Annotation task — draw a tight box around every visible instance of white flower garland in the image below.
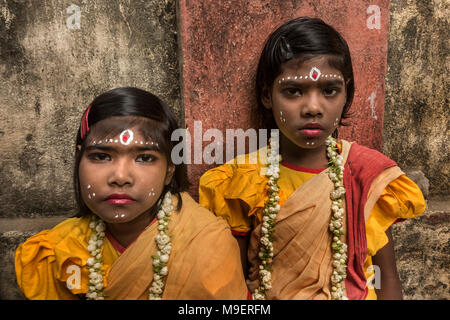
[252,131,281,300]
[149,191,174,300]
[85,191,174,300]
[325,136,348,300]
[252,134,348,300]
[86,216,106,300]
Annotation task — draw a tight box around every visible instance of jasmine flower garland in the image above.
[86,216,106,300]
[252,131,281,300]
[325,136,348,300]
[149,191,174,300]
[253,134,348,300]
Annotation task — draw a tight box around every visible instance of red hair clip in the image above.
[80,105,92,140]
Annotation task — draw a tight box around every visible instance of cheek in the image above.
[278,109,287,124]
[273,104,295,131]
[141,167,168,200]
[78,160,101,203]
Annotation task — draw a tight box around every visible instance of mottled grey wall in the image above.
[0,0,181,218]
[384,0,449,198]
[386,0,449,300]
[0,0,180,299]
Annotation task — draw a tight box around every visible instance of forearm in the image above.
[372,227,403,300]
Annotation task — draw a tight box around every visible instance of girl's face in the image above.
[262,55,347,150]
[78,123,174,224]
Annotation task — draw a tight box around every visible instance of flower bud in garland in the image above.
[86,216,106,300]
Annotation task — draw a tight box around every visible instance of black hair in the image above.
[256,17,355,135]
[74,87,189,217]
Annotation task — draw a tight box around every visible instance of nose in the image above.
[301,92,323,118]
[108,158,134,187]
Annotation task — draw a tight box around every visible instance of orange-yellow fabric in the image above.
[199,141,426,299]
[15,192,248,300]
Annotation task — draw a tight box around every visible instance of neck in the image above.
[105,209,154,248]
[280,134,329,169]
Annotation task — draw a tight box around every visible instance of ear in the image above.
[76,145,81,151]
[164,164,175,186]
[261,86,272,110]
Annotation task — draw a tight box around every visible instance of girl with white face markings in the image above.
[199,17,426,301]
[15,87,248,300]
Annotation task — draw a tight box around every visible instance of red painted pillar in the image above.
[178,1,391,198]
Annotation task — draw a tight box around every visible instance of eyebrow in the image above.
[85,144,161,152]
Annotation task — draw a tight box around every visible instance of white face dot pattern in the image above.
[279,111,286,123]
[278,67,343,84]
[87,185,96,199]
[90,129,159,148]
[334,118,340,126]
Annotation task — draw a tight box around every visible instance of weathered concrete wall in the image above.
[384,0,449,198]
[384,0,450,299]
[0,0,180,299]
[0,0,181,219]
[392,200,449,299]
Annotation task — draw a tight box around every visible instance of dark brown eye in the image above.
[284,88,302,96]
[88,153,111,161]
[136,154,156,163]
[323,88,340,96]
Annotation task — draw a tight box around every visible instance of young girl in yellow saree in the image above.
[15,87,248,300]
[199,17,425,300]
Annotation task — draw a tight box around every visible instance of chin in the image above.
[93,212,132,223]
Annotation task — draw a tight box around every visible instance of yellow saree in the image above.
[15,192,248,300]
[199,140,426,299]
